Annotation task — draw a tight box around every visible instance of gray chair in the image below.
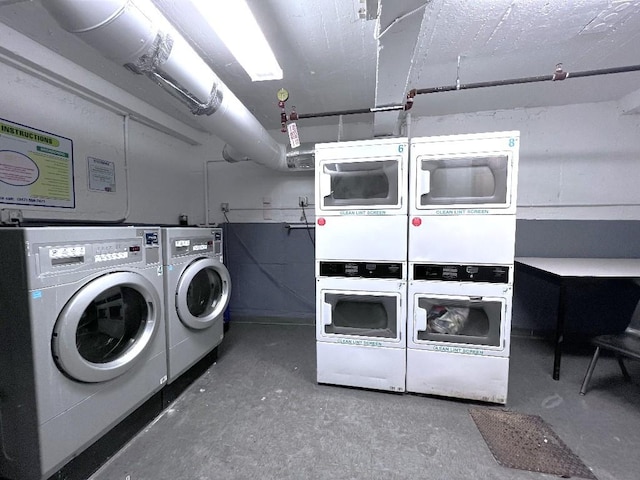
[580,305,640,395]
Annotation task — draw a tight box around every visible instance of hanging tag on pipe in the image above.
[287,122,300,149]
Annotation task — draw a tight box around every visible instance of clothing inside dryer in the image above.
[416,297,502,346]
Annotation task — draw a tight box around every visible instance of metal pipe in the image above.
[416,74,555,94]
[203,160,210,226]
[284,223,315,230]
[565,64,640,79]
[405,111,412,141]
[298,104,404,120]
[415,64,640,95]
[121,113,131,222]
[295,64,640,121]
[298,107,376,119]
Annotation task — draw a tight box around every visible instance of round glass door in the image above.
[52,271,160,383]
[176,258,231,329]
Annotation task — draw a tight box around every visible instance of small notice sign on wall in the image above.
[88,157,116,193]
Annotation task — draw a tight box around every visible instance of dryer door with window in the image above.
[412,293,508,355]
[52,271,161,383]
[317,282,406,348]
[318,158,401,210]
[315,138,409,215]
[410,131,519,215]
[175,258,231,330]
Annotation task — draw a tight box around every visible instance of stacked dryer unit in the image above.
[314,138,409,392]
[161,227,231,383]
[0,226,167,480]
[406,131,520,403]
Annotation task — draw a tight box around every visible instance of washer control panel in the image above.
[39,238,144,273]
[94,240,142,263]
[171,236,213,257]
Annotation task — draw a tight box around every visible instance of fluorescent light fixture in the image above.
[191,0,283,81]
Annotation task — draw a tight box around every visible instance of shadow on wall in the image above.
[513,219,640,336]
[222,223,316,323]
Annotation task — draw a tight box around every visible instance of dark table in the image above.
[515,257,640,380]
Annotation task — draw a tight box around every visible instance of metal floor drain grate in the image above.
[469,408,597,479]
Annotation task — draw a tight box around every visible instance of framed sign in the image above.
[0,118,74,208]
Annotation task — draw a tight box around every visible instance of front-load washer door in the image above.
[52,271,161,383]
[175,258,231,330]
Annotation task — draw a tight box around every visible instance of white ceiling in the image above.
[1,0,640,137]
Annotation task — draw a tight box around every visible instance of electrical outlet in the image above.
[298,196,308,207]
[0,208,23,225]
[220,203,229,212]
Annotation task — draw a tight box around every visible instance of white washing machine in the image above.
[0,226,166,480]
[409,131,519,264]
[315,137,408,262]
[316,261,407,392]
[161,227,231,383]
[406,263,513,404]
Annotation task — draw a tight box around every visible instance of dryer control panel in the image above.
[319,261,403,279]
[413,264,510,283]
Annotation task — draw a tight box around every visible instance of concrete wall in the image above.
[411,102,640,220]
[209,101,640,223]
[207,122,375,225]
[0,54,210,225]
[213,101,640,332]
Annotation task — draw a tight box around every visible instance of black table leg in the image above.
[553,281,566,380]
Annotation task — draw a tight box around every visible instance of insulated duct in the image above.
[223,142,315,170]
[42,0,309,172]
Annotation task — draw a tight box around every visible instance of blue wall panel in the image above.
[225,220,640,335]
[515,220,640,258]
[513,220,640,335]
[224,223,315,322]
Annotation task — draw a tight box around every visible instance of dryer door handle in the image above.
[322,301,333,326]
[415,305,428,333]
[418,168,431,196]
[320,168,331,205]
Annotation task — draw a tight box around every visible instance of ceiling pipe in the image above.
[292,64,640,121]
[42,0,306,172]
[223,142,315,170]
[297,104,404,120]
[413,64,640,96]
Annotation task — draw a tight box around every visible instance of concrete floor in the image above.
[90,322,640,480]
